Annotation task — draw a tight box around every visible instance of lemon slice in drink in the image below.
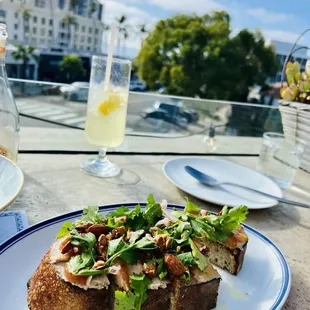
[98,92,122,116]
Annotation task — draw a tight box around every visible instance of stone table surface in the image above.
[9,153,310,310]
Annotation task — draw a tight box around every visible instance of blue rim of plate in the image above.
[0,203,291,310]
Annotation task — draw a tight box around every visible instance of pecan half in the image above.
[112,226,126,239]
[97,234,108,258]
[59,236,72,254]
[87,224,109,238]
[154,234,171,252]
[164,254,186,277]
[143,263,157,278]
[76,223,92,233]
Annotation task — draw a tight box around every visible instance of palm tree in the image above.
[11,45,39,93]
[89,1,97,52]
[62,14,77,49]
[138,24,148,47]
[115,15,129,56]
[18,6,31,42]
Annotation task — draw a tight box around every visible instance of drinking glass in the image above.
[257,132,306,187]
[81,56,131,177]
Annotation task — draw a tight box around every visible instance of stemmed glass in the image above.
[80,56,132,177]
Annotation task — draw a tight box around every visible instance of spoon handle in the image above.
[222,182,310,209]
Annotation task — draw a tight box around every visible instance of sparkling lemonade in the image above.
[85,87,128,147]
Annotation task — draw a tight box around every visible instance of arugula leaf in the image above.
[143,203,163,227]
[82,206,103,224]
[115,290,136,310]
[107,237,126,257]
[184,198,200,216]
[56,221,74,238]
[71,232,97,251]
[177,252,196,265]
[77,268,108,276]
[135,237,156,250]
[67,252,93,274]
[189,238,208,271]
[156,258,167,280]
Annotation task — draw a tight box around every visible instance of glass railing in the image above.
[10,78,283,141]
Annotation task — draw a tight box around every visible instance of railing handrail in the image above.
[8,78,279,109]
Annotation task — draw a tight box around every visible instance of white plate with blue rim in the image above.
[0,155,24,212]
[163,157,283,209]
[0,203,291,310]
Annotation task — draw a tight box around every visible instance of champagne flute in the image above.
[80,55,131,177]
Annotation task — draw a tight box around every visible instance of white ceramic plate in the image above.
[0,155,24,211]
[163,157,283,209]
[0,203,291,310]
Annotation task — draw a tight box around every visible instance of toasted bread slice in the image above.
[28,241,110,310]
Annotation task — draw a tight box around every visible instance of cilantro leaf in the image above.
[146,194,156,207]
[56,221,74,238]
[115,290,136,310]
[177,252,196,266]
[107,237,126,257]
[71,232,97,251]
[184,198,200,216]
[189,238,208,271]
[67,252,93,274]
[130,274,152,309]
[143,201,163,227]
[82,206,103,224]
[77,268,108,276]
[135,237,156,250]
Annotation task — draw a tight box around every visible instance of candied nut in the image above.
[59,236,72,254]
[76,223,92,233]
[176,246,181,253]
[92,260,105,270]
[87,224,109,238]
[106,233,113,241]
[143,263,157,278]
[154,234,171,252]
[164,254,186,277]
[97,234,108,258]
[112,226,126,239]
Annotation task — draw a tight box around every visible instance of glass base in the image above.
[80,157,121,178]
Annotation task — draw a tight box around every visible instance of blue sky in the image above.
[99,0,310,58]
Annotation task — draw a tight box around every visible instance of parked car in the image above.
[129,81,147,92]
[141,101,199,128]
[60,82,89,101]
[42,85,60,95]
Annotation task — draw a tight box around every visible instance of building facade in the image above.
[0,0,104,80]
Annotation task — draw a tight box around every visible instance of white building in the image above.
[0,0,104,80]
[270,40,309,83]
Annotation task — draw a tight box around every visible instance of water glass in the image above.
[257,132,306,188]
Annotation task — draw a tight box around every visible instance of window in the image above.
[14,23,18,30]
[89,27,92,33]
[75,24,79,31]
[60,32,65,39]
[15,12,18,18]
[49,19,53,26]
[61,22,65,29]
[88,37,91,43]
[81,36,85,43]
[25,26,29,32]
[87,46,91,51]
[49,30,52,37]
[33,16,37,23]
[95,38,97,44]
[95,28,99,34]
[35,0,46,8]
[40,38,45,43]
[33,27,37,34]
[59,0,65,9]
[14,34,18,40]
[82,26,85,32]
[0,10,5,18]
[40,28,45,36]
[41,18,45,25]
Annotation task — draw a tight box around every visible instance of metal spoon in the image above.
[185,165,310,209]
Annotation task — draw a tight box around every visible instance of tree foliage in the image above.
[58,55,86,83]
[135,11,278,101]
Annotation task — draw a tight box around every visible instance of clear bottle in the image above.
[0,23,20,162]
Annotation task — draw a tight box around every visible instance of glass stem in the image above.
[98,147,107,161]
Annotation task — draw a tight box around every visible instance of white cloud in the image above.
[148,0,225,13]
[261,29,301,44]
[247,8,292,24]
